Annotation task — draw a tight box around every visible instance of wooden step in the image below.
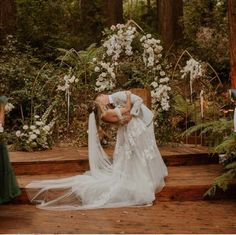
[10,145,219,175]
[1,201,236,234]
[13,164,236,204]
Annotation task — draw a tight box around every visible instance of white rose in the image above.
[29,134,37,140]
[43,125,50,132]
[23,125,29,130]
[36,121,43,126]
[110,25,116,31]
[30,125,36,130]
[34,129,40,135]
[151,81,158,88]
[101,72,107,77]
[160,71,166,76]
[16,130,21,137]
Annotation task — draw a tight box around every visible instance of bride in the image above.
[26,91,168,210]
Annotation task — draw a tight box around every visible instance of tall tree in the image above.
[103,0,123,27]
[156,0,183,48]
[228,0,236,88]
[0,0,16,41]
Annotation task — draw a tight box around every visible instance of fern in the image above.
[204,162,236,197]
[184,117,236,197]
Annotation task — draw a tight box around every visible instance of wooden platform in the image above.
[1,144,235,234]
[14,164,236,204]
[10,145,219,175]
[1,201,236,234]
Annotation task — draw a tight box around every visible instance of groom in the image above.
[95,90,154,126]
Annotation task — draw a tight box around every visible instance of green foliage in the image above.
[204,160,236,197]
[16,0,106,59]
[183,0,229,81]
[184,116,236,197]
[123,0,157,34]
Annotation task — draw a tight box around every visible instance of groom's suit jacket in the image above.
[111,91,154,126]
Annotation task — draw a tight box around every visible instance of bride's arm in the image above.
[101,91,132,123]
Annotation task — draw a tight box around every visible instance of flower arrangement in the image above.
[15,102,56,151]
[181,58,203,99]
[15,115,55,151]
[92,23,171,113]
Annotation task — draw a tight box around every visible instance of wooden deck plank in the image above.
[10,145,219,175]
[9,144,212,163]
[14,164,236,203]
[0,201,235,234]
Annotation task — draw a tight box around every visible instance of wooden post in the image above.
[130,88,152,109]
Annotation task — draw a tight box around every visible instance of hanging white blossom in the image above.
[93,23,171,112]
[181,58,202,100]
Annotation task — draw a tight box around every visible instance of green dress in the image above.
[0,96,21,203]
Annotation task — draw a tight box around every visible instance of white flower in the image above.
[34,129,40,135]
[23,125,29,130]
[16,130,21,137]
[34,115,40,119]
[92,57,97,63]
[151,82,158,88]
[101,72,107,77]
[110,25,116,31]
[111,72,116,79]
[30,125,36,130]
[29,134,37,140]
[68,75,75,83]
[94,66,100,72]
[146,34,152,39]
[160,71,166,76]
[43,125,50,132]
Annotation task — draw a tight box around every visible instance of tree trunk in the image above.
[228,0,236,88]
[103,0,123,27]
[0,0,16,41]
[156,0,183,48]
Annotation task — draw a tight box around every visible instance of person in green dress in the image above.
[0,96,21,204]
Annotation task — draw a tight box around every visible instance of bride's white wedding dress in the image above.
[26,112,168,210]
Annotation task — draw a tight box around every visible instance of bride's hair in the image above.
[88,101,106,140]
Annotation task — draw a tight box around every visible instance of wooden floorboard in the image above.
[16,164,222,188]
[10,144,212,163]
[14,164,236,203]
[10,145,219,175]
[0,201,235,234]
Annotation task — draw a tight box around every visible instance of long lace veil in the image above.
[88,112,112,176]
